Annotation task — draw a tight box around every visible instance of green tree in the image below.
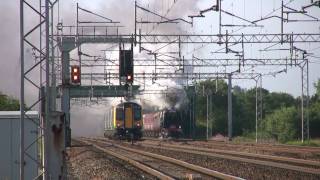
[292,79,320,139]
[194,80,228,136]
[309,101,320,137]
[233,88,257,135]
[191,79,302,140]
[0,92,20,111]
[262,106,299,142]
[309,79,320,137]
[311,79,320,103]
[315,79,320,97]
[263,92,296,116]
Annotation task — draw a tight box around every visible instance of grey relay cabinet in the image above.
[0,111,39,180]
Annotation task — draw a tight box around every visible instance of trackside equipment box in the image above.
[0,111,39,180]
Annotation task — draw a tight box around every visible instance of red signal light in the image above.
[71,65,81,84]
[126,74,133,84]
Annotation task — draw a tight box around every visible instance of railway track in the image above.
[94,137,320,179]
[137,141,320,175]
[66,140,157,179]
[78,138,244,180]
[207,140,320,153]
[143,138,320,157]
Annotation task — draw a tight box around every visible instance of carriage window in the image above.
[134,105,141,120]
[116,108,124,120]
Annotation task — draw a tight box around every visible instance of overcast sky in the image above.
[1,0,319,99]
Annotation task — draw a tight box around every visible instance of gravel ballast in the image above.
[66,141,156,180]
[123,143,320,180]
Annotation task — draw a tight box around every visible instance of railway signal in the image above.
[119,43,134,85]
[126,74,133,84]
[71,65,81,84]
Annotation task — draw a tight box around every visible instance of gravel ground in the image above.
[108,145,215,179]
[123,143,320,180]
[140,142,320,169]
[66,141,156,180]
[150,140,320,161]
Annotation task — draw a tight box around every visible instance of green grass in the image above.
[232,131,276,144]
[286,139,320,147]
[232,136,256,143]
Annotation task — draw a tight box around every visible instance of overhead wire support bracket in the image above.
[188,5,217,20]
[220,10,257,25]
[188,0,219,20]
[136,21,179,24]
[188,0,261,34]
[283,4,319,22]
[302,0,320,10]
[253,0,319,45]
[77,5,120,23]
[135,3,192,26]
[252,15,288,23]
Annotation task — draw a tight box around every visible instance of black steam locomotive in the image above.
[143,108,183,138]
[160,108,183,138]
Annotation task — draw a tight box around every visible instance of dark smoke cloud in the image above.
[162,88,188,109]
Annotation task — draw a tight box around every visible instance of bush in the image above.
[262,106,299,143]
[0,93,20,111]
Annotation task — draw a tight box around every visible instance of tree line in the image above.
[193,79,320,142]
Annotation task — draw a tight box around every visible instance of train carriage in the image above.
[106,102,143,140]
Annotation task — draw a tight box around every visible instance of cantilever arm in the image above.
[136,4,192,25]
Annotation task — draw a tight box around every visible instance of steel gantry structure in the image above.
[19,0,320,179]
[57,33,320,44]
[20,0,55,179]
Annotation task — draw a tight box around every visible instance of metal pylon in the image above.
[255,75,263,143]
[20,0,58,179]
[300,59,310,142]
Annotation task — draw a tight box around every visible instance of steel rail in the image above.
[86,138,244,180]
[204,139,320,153]
[145,138,320,153]
[142,141,320,168]
[215,140,320,152]
[139,142,320,175]
[78,139,175,180]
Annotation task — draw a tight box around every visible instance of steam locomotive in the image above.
[143,108,183,138]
